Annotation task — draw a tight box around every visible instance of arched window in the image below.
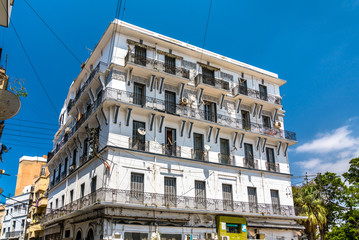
[76,230,82,240]
[87,228,94,240]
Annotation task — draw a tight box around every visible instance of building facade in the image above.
[1,187,31,240]
[0,205,5,236]
[15,156,47,196]
[25,165,49,240]
[44,20,303,240]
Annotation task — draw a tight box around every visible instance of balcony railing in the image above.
[129,138,150,152]
[5,231,23,238]
[266,162,280,172]
[195,74,230,91]
[191,149,209,161]
[42,188,296,224]
[162,144,181,157]
[218,153,234,165]
[234,86,282,105]
[243,157,259,169]
[125,53,190,79]
[104,88,296,141]
[79,154,88,166]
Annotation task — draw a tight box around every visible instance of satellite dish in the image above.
[137,127,146,136]
[0,90,21,120]
[204,144,211,151]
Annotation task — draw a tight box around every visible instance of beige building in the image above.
[0,205,4,236]
[15,156,47,196]
[25,166,49,240]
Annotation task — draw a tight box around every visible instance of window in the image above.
[244,143,255,168]
[65,230,71,238]
[91,176,97,193]
[165,128,176,156]
[134,45,147,66]
[241,110,251,130]
[195,181,206,209]
[262,115,271,129]
[222,184,233,210]
[6,210,8,215]
[64,158,68,176]
[259,84,268,101]
[12,221,16,230]
[70,190,74,202]
[165,90,176,114]
[266,148,276,171]
[72,149,77,166]
[50,202,53,210]
[271,190,280,214]
[238,79,248,95]
[202,67,215,86]
[204,101,217,122]
[248,187,258,213]
[58,164,62,179]
[83,138,88,157]
[164,177,176,206]
[80,183,85,198]
[130,173,144,203]
[62,195,65,207]
[21,219,25,229]
[220,138,230,165]
[40,165,46,176]
[52,169,56,184]
[124,232,148,240]
[132,121,146,151]
[55,199,58,209]
[164,55,176,74]
[193,133,204,161]
[2,228,5,234]
[226,223,241,233]
[133,82,146,106]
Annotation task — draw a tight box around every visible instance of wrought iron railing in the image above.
[162,144,181,157]
[125,53,190,79]
[5,231,23,238]
[191,149,209,161]
[234,86,282,105]
[243,157,259,169]
[129,138,150,152]
[79,154,88,166]
[218,153,234,165]
[195,74,230,91]
[266,162,280,172]
[42,188,296,224]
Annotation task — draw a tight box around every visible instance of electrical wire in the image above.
[11,118,58,126]
[9,19,59,116]
[4,128,55,136]
[6,123,57,131]
[2,133,53,141]
[199,0,213,62]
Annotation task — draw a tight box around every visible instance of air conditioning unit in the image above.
[232,87,239,95]
[180,97,189,106]
[205,233,215,239]
[274,121,282,128]
[221,236,229,240]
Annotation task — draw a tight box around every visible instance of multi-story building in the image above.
[0,205,5,236]
[25,165,49,240]
[1,186,31,240]
[15,156,48,196]
[43,20,303,240]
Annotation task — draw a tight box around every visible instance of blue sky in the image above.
[1,0,359,200]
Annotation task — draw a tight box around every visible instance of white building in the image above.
[43,20,303,240]
[1,186,31,240]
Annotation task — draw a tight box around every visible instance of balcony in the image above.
[42,188,296,224]
[162,144,181,157]
[79,154,88,166]
[195,74,231,91]
[233,86,282,105]
[266,162,280,172]
[125,53,190,79]
[191,149,209,161]
[218,153,234,165]
[243,157,259,169]
[129,138,150,152]
[36,197,47,208]
[5,231,23,238]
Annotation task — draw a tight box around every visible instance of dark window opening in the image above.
[134,82,146,106]
[165,91,176,114]
[164,177,177,206]
[130,173,144,203]
[220,138,230,164]
[262,115,271,129]
[195,181,206,209]
[202,67,215,86]
[238,79,248,95]
[241,110,251,130]
[259,84,268,101]
[204,101,217,122]
[165,128,176,156]
[193,133,205,161]
[165,56,176,74]
[134,45,147,66]
[132,121,146,151]
[244,143,255,168]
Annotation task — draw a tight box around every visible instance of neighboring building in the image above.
[15,156,47,196]
[44,20,303,240]
[25,165,49,240]
[0,0,14,28]
[1,186,31,240]
[0,205,5,236]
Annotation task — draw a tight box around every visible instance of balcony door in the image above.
[238,79,248,95]
[222,184,233,211]
[248,187,258,213]
[165,56,176,74]
[164,177,176,206]
[195,181,206,209]
[271,190,280,214]
[244,143,254,168]
[204,101,217,122]
[259,84,268,101]
[132,121,146,151]
[241,110,251,130]
[220,138,230,164]
[165,128,176,156]
[134,45,146,66]
[202,67,215,86]
[134,82,146,106]
[193,133,204,161]
[165,90,176,114]
[266,147,276,171]
[130,173,144,203]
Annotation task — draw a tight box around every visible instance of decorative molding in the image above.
[183,60,196,69]
[197,62,220,71]
[157,49,183,60]
[220,72,234,81]
[127,39,155,50]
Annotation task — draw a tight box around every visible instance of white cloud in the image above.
[293,125,359,175]
[296,126,358,154]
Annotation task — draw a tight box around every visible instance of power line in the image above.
[9,20,59,116]
[3,133,53,141]
[2,138,51,145]
[6,123,57,131]
[23,0,83,67]
[11,118,58,126]
[4,143,50,150]
[4,128,54,136]
[200,0,213,62]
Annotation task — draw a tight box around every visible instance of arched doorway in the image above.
[87,228,94,240]
[76,230,82,240]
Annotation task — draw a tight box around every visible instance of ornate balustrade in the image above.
[234,86,282,105]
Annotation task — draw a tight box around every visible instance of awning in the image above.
[247,221,304,230]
